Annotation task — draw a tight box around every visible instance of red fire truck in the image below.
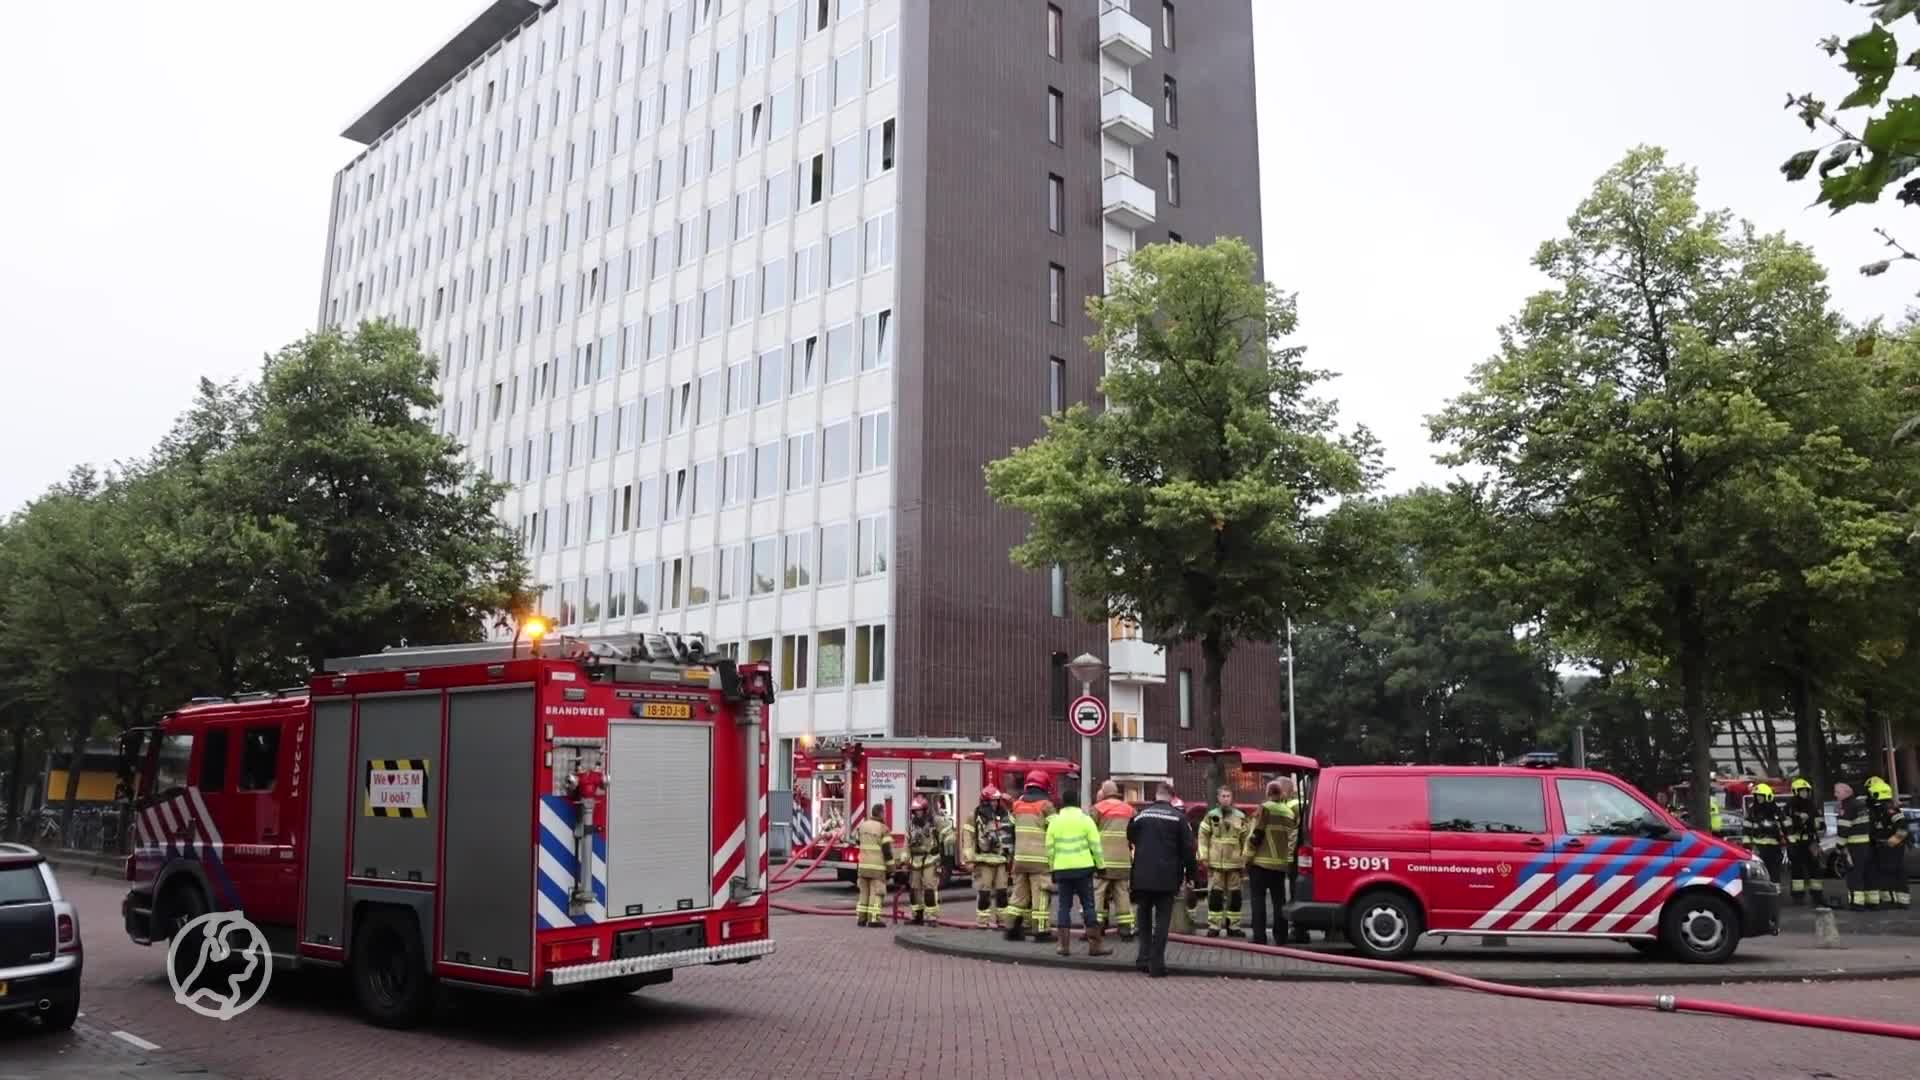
[985,757,1080,803]
[791,736,999,884]
[121,634,775,1027]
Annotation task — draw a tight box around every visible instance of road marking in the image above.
[111,1030,161,1051]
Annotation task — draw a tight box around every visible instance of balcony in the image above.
[1110,740,1169,778]
[1100,87,1155,146]
[1102,171,1158,231]
[1099,4,1153,67]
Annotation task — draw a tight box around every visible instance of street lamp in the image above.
[1284,618,1297,755]
[1067,653,1107,801]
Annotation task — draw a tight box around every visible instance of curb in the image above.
[43,852,126,880]
[892,929,1920,988]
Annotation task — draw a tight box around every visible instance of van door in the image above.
[1426,774,1553,933]
[1548,777,1700,935]
[231,721,294,926]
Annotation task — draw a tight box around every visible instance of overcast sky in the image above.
[2,0,1913,512]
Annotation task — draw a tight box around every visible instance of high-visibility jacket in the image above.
[855,817,894,879]
[1245,799,1298,870]
[1785,796,1821,845]
[1198,807,1250,870]
[1837,795,1872,847]
[1708,802,1723,834]
[1045,806,1104,873]
[1745,800,1786,846]
[963,803,1014,866]
[1090,798,1135,876]
[1011,791,1056,871]
[907,814,955,869]
[1868,794,1908,847]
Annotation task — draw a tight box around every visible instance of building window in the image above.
[1166,153,1181,206]
[1049,652,1070,722]
[1162,2,1176,49]
[1048,88,1063,146]
[783,529,813,588]
[1047,4,1063,60]
[1164,75,1178,127]
[856,514,889,577]
[1049,356,1066,415]
[1048,564,1066,617]
[780,633,810,691]
[854,623,887,684]
[1048,263,1066,325]
[1178,668,1193,729]
[817,628,847,686]
[751,537,778,594]
[820,521,850,582]
[1048,173,1065,233]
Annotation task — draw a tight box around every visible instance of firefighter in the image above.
[1867,777,1911,910]
[1090,780,1137,941]
[1004,770,1057,943]
[1745,783,1787,890]
[1197,785,1251,938]
[854,802,895,928]
[1836,782,1874,910]
[1243,779,1298,946]
[1784,777,1822,905]
[962,785,1013,928]
[905,796,953,925]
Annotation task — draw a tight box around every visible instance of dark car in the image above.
[0,843,82,1030]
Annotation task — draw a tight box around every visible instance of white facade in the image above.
[319,0,903,742]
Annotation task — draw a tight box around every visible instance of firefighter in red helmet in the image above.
[962,785,1014,927]
[1004,770,1059,942]
[906,795,954,924]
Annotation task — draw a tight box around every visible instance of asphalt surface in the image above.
[4,873,1917,1079]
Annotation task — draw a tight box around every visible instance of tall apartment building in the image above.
[318,0,1279,791]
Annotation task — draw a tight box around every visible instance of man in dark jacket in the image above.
[1127,782,1198,978]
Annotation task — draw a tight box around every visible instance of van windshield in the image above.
[151,733,194,794]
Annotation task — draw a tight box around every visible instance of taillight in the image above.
[542,937,600,967]
[124,854,136,881]
[721,915,766,941]
[57,913,78,953]
[1296,845,1314,872]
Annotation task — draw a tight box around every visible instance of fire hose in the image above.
[768,883,1920,1041]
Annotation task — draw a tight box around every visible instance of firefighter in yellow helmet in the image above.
[1004,771,1057,942]
[1745,783,1787,890]
[1836,781,1873,910]
[1783,777,1822,904]
[905,795,954,925]
[853,802,894,927]
[1197,786,1251,937]
[1866,777,1910,910]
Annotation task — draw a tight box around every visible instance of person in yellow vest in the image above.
[1783,777,1823,905]
[1836,782,1873,910]
[961,785,1014,928]
[853,803,895,928]
[1197,785,1251,937]
[1243,779,1299,946]
[1867,777,1910,910]
[1045,784,1108,956]
[905,796,955,925]
[1004,772,1057,942]
[1090,780,1137,941]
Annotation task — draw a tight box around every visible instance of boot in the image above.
[924,890,939,921]
[910,909,925,926]
[1004,917,1025,942]
[1119,923,1135,942]
[856,915,870,928]
[1088,925,1112,956]
[1055,927,1072,956]
[1032,925,1052,943]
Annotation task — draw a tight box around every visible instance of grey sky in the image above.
[1,0,1911,512]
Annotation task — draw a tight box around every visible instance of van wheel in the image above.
[351,909,435,1028]
[1660,892,1740,964]
[161,881,211,991]
[1347,891,1421,960]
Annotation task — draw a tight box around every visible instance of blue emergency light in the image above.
[1517,751,1560,768]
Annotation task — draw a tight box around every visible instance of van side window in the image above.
[239,727,281,792]
[1555,778,1662,837]
[1331,774,1426,831]
[1427,776,1545,834]
[199,729,231,793]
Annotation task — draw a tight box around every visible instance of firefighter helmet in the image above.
[1024,769,1050,789]
[910,795,929,812]
[980,785,1002,802]
[1753,783,1774,801]
[1791,777,1813,792]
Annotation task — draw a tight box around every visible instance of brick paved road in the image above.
[3,876,1912,1080]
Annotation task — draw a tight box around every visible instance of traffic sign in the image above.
[1067,694,1109,738]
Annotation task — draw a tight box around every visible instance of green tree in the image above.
[984,239,1387,790]
[1432,148,1847,827]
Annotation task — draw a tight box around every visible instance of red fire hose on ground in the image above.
[768,884,1920,1040]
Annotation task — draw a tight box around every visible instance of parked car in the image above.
[0,843,82,1030]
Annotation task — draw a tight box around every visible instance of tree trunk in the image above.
[1201,633,1228,797]
[1788,616,1824,799]
[57,726,87,845]
[1864,689,1886,784]
[1681,630,1715,832]
[2,716,25,840]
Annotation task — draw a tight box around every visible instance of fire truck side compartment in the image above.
[440,685,535,972]
[303,699,353,948]
[351,693,442,883]
[605,720,712,917]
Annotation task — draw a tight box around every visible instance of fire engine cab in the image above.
[985,758,1080,803]
[791,736,999,884]
[122,634,776,1027]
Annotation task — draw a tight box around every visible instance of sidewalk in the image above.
[894,923,1920,987]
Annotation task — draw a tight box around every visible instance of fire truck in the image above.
[791,736,999,884]
[121,633,775,1028]
[984,757,1080,803]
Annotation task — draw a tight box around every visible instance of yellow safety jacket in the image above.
[1091,798,1135,877]
[1045,806,1104,873]
[907,814,955,870]
[962,804,1013,866]
[1011,793,1056,872]
[1245,799,1298,870]
[855,818,894,879]
[1198,807,1250,870]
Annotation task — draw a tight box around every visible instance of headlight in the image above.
[1743,854,1770,883]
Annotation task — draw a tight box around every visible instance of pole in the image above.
[1079,677,1092,803]
[1285,619,1297,755]
[1571,724,1586,768]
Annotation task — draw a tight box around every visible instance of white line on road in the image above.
[111,1030,161,1052]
